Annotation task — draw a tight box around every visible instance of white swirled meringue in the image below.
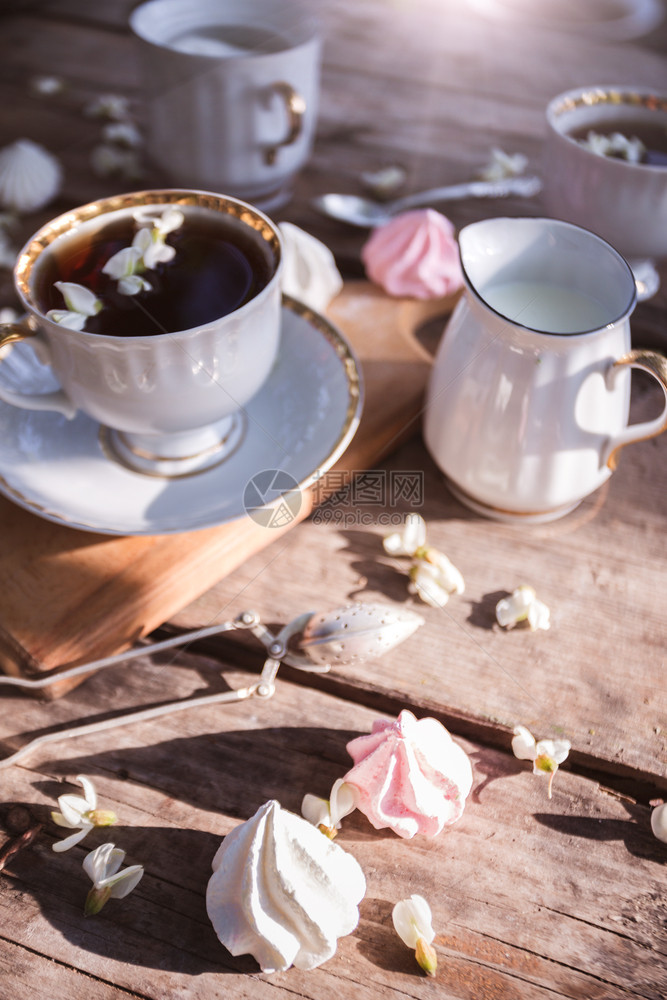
[344,709,473,838]
[0,139,62,213]
[206,799,366,973]
[278,222,343,312]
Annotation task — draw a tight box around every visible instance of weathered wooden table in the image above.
[0,2,666,998]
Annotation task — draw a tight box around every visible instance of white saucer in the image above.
[0,298,363,535]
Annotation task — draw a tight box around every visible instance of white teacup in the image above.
[130,0,321,210]
[423,217,667,523]
[0,189,283,477]
[543,86,667,298]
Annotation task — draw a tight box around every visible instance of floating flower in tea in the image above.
[46,281,103,330]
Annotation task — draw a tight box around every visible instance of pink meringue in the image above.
[343,709,473,838]
[361,209,463,299]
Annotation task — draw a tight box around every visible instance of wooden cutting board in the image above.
[0,281,456,698]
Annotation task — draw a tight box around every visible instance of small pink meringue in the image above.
[343,710,472,838]
[361,209,463,299]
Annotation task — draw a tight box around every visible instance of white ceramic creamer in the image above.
[423,217,667,522]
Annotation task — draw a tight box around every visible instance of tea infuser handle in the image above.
[0,320,76,418]
[263,81,306,165]
[604,349,667,470]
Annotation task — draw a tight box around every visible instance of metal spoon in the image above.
[312,175,542,228]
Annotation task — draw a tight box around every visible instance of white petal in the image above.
[83,842,125,886]
[301,793,331,828]
[105,864,144,898]
[392,895,435,949]
[536,738,570,765]
[54,281,101,316]
[56,793,89,826]
[329,779,358,827]
[383,531,407,556]
[52,824,92,853]
[102,121,143,148]
[143,240,175,268]
[496,587,535,628]
[132,227,152,252]
[51,810,74,828]
[46,308,88,330]
[428,550,465,594]
[651,803,667,843]
[527,599,550,632]
[383,514,426,557]
[75,775,97,810]
[408,562,450,608]
[512,725,537,760]
[118,274,151,296]
[102,245,143,279]
[402,514,427,553]
[156,207,184,235]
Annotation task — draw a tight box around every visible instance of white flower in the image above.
[47,281,103,330]
[579,130,646,164]
[91,143,143,179]
[651,802,667,843]
[30,75,65,96]
[496,585,550,631]
[134,206,184,238]
[384,514,464,608]
[83,842,144,916]
[408,549,465,608]
[102,121,143,148]
[102,244,151,296]
[51,775,116,852]
[302,778,357,839]
[511,724,538,761]
[132,209,184,269]
[383,513,426,557]
[392,895,437,977]
[361,164,407,198]
[478,147,528,181]
[85,94,131,121]
[511,726,570,798]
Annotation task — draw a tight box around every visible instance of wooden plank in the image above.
[0,665,664,999]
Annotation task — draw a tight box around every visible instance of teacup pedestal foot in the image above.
[100,413,247,478]
[444,477,582,525]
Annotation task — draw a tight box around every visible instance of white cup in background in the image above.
[130,0,321,209]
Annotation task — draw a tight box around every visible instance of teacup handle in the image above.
[604,349,667,470]
[0,320,77,418]
[263,81,306,166]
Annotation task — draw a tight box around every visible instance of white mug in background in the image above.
[0,189,283,477]
[423,217,667,523]
[130,0,321,210]
[542,86,667,298]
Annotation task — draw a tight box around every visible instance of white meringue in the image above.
[206,799,366,973]
[0,139,62,214]
[278,222,343,313]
